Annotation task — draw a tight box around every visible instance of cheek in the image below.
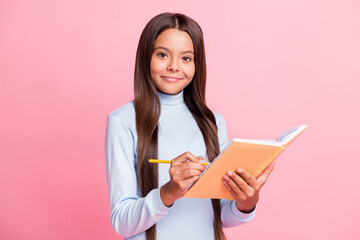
[150,59,166,77]
[150,59,158,76]
[184,63,195,80]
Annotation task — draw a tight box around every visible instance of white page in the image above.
[278,124,307,145]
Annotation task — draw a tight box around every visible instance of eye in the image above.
[182,56,192,62]
[157,52,167,58]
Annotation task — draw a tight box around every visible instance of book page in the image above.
[233,138,282,147]
[277,124,308,145]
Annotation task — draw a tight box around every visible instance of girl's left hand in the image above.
[222,160,276,213]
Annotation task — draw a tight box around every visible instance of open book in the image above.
[183,124,308,200]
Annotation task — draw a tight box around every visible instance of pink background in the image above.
[1,0,359,239]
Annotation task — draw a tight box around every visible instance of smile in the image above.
[161,76,183,82]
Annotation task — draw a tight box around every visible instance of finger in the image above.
[171,175,200,193]
[235,168,260,189]
[169,162,205,182]
[196,155,204,161]
[224,171,250,195]
[177,168,204,180]
[172,151,200,164]
[183,175,201,188]
[178,161,206,172]
[223,177,246,200]
[256,160,276,186]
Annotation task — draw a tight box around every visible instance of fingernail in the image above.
[223,175,229,181]
[227,171,233,176]
[237,168,243,173]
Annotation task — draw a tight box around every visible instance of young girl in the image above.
[105,12,275,240]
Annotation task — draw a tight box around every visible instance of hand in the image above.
[222,160,276,213]
[160,152,206,207]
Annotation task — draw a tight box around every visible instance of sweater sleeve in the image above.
[215,113,256,228]
[105,113,171,238]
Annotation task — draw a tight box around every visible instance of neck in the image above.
[157,90,185,107]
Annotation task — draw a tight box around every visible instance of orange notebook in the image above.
[183,124,308,200]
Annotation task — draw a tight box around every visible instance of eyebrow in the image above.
[154,46,194,55]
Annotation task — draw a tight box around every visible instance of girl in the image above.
[105,12,275,240]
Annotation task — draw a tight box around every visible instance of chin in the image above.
[157,86,184,95]
[161,89,182,95]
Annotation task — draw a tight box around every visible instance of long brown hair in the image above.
[134,12,226,240]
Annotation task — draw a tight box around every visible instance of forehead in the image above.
[154,28,194,52]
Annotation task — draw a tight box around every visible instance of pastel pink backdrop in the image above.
[1,0,359,239]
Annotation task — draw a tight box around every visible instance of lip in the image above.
[161,76,183,82]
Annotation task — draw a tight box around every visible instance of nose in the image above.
[167,58,180,72]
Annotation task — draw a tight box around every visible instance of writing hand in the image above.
[160,151,206,207]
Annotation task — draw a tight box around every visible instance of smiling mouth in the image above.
[161,76,183,82]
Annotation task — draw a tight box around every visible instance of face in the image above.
[150,28,195,95]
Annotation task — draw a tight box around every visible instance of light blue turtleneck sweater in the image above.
[105,90,255,240]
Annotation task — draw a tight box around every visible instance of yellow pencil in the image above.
[149,159,210,166]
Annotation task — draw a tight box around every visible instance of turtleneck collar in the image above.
[158,90,185,107]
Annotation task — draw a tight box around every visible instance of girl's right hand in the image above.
[160,151,206,207]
